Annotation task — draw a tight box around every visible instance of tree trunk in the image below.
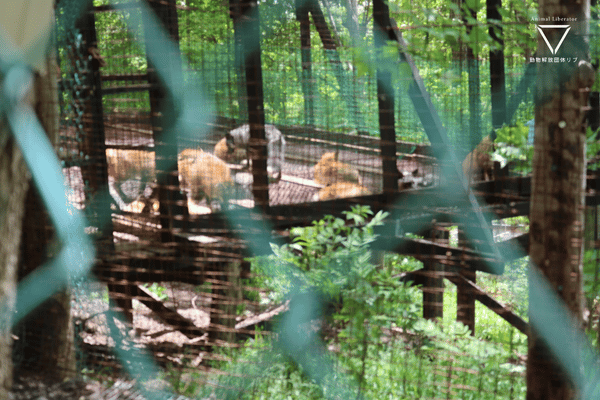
[0,61,58,397]
[527,1,594,398]
[13,50,76,382]
[0,105,30,400]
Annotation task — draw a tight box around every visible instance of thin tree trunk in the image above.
[0,63,54,399]
[527,1,594,398]
[0,105,30,400]
[14,51,76,381]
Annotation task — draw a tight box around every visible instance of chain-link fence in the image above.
[3,0,600,398]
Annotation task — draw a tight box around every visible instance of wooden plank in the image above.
[130,284,206,339]
[235,302,289,331]
[102,83,156,95]
[101,73,149,82]
[282,127,430,157]
[399,268,528,335]
[389,237,503,274]
[94,3,139,12]
[281,174,324,189]
[422,228,447,319]
[104,124,154,137]
[95,260,202,286]
[172,188,531,235]
[445,273,528,335]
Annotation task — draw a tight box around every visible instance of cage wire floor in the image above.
[62,149,434,212]
[61,114,441,211]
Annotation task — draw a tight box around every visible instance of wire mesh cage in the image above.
[4,0,600,398]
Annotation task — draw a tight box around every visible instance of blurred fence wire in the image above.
[1,0,600,398]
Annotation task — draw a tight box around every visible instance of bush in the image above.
[215,205,528,399]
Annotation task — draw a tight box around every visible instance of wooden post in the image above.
[73,5,135,323]
[423,226,446,320]
[295,0,314,127]
[487,0,506,129]
[232,0,269,210]
[457,229,476,334]
[589,91,599,132]
[373,0,399,195]
[0,114,29,400]
[210,260,242,345]
[464,2,482,151]
[230,0,248,122]
[16,55,77,379]
[144,0,188,244]
[5,54,66,387]
[75,5,112,231]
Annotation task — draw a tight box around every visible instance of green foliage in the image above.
[180,0,231,44]
[252,206,423,390]
[495,123,528,147]
[101,288,109,305]
[491,122,533,174]
[593,5,600,92]
[389,0,537,63]
[142,282,168,301]
[493,121,600,175]
[253,205,389,300]
[441,256,528,349]
[194,281,212,293]
[202,322,526,400]
[587,127,600,170]
[192,334,327,400]
[246,206,525,398]
[583,249,600,307]
[162,363,202,397]
[86,0,540,142]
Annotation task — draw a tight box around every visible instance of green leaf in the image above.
[464,0,480,10]
[468,25,488,45]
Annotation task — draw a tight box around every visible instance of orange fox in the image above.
[106,148,234,212]
[214,137,246,164]
[177,148,234,209]
[314,182,371,201]
[314,151,361,186]
[106,148,156,212]
[462,135,494,182]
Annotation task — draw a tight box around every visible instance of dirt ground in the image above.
[9,279,218,399]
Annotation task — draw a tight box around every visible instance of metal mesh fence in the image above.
[2,0,600,398]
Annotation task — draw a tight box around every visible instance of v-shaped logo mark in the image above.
[537,25,571,54]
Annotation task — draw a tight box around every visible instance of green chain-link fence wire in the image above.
[2,0,600,398]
